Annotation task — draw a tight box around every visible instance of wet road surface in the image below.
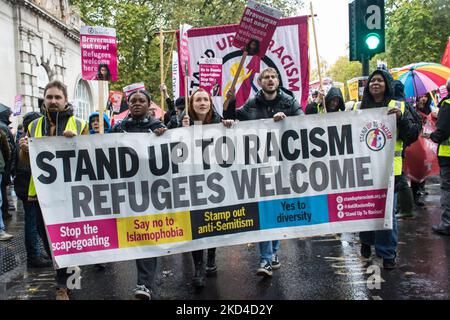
[1,182,450,300]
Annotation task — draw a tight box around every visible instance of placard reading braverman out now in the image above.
[29,108,396,268]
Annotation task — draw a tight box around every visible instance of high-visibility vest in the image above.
[316,104,343,114]
[27,116,86,198]
[355,100,405,176]
[388,100,405,176]
[316,104,325,114]
[437,99,450,157]
[351,101,361,110]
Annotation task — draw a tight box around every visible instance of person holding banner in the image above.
[359,69,420,269]
[305,87,345,114]
[88,111,111,271]
[223,67,303,277]
[18,80,88,299]
[424,78,450,235]
[110,89,167,299]
[179,88,234,287]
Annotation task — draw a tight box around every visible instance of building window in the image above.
[74,80,92,120]
[37,65,50,96]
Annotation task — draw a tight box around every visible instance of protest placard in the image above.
[123,82,145,99]
[108,91,124,114]
[80,26,118,82]
[13,95,22,116]
[233,0,282,58]
[180,24,193,76]
[199,58,223,97]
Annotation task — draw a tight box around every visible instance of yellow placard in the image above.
[347,80,359,101]
[116,211,192,247]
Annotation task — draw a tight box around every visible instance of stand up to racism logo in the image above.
[360,120,393,152]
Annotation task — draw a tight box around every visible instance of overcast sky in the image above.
[298,0,349,69]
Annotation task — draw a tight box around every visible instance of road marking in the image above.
[348,279,385,285]
[324,256,360,261]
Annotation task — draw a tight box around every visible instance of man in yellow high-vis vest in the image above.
[425,78,450,235]
[358,69,420,269]
[18,80,88,300]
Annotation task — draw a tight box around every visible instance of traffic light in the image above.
[349,0,385,62]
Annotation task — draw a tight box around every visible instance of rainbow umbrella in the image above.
[395,62,450,98]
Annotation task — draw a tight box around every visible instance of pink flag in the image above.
[442,37,450,68]
[404,114,440,182]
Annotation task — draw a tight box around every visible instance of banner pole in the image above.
[223,51,248,111]
[98,81,105,134]
[163,34,176,83]
[184,62,189,113]
[160,28,165,111]
[310,2,327,113]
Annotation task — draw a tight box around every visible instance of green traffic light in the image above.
[365,33,381,50]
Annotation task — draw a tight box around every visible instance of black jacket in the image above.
[163,97,175,126]
[430,95,450,166]
[305,87,345,114]
[361,69,420,148]
[0,103,16,178]
[35,104,78,136]
[14,112,42,201]
[223,87,303,121]
[361,70,421,191]
[110,115,166,133]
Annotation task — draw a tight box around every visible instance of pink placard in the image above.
[80,26,118,82]
[233,0,282,57]
[13,95,22,116]
[180,24,192,76]
[440,85,448,101]
[199,58,223,97]
[328,189,388,222]
[47,219,119,256]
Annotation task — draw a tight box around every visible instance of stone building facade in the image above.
[0,0,106,128]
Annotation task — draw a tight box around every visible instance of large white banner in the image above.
[180,16,309,114]
[29,109,395,268]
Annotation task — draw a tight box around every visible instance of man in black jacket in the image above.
[425,78,450,235]
[223,67,303,121]
[223,67,304,277]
